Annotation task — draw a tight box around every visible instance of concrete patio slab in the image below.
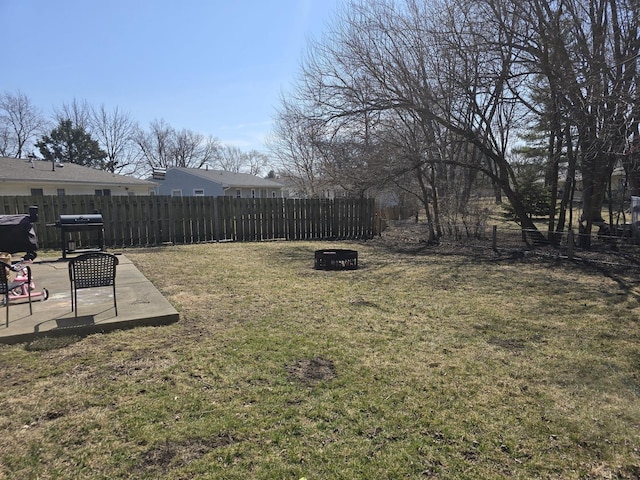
[0,253,179,344]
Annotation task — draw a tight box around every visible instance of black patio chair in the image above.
[68,252,119,319]
[1,260,33,327]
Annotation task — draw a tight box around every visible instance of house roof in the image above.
[169,167,284,189]
[0,156,156,187]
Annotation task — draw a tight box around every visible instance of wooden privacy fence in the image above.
[0,196,376,251]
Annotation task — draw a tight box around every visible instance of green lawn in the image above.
[1,239,639,479]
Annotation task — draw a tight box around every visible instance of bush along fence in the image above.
[0,196,377,251]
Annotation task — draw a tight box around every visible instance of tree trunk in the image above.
[556,125,578,240]
[416,165,437,241]
[429,165,443,238]
[579,130,615,248]
[546,128,562,245]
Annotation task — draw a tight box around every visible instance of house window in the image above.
[95,189,111,196]
[171,189,183,197]
[251,189,256,198]
[236,189,241,198]
[194,189,205,197]
[57,189,66,196]
[30,188,44,196]
[272,191,277,198]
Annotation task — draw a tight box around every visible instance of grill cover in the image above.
[0,215,38,254]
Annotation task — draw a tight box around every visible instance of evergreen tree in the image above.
[502,165,552,223]
[36,119,107,169]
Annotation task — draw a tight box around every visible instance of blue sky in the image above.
[2,0,343,154]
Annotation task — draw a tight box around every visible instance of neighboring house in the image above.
[277,174,350,200]
[150,167,286,198]
[278,173,400,206]
[0,156,157,196]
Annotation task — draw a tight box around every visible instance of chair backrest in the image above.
[0,261,9,295]
[69,252,119,289]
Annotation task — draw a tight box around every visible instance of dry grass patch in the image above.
[1,236,640,479]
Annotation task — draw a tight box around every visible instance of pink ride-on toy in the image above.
[3,259,49,305]
[0,206,49,308]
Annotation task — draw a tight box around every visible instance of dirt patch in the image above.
[140,434,236,471]
[487,337,527,352]
[287,356,337,385]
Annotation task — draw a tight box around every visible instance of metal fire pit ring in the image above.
[314,249,358,270]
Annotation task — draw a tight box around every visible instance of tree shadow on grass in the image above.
[371,227,640,305]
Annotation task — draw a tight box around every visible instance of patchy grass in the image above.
[1,238,640,479]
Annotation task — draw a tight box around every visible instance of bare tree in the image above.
[284,0,543,239]
[89,105,139,173]
[276,0,638,246]
[214,145,247,173]
[134,119,176,173]
[269,97,325,197]
[245,150,269,176]
[483,0,640,245]
[316,107,393,200]
[469,0,638,245]
[51,99,141,173]
[0,122,12,156]
[210,145,267,176]
[0,90,48,158]
[53,98,92,131]
[134,119,221,176]
[173,129,219,169]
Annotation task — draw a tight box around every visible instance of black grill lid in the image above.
[57,214,104,225]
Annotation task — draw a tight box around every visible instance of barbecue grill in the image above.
[53,214,105,258]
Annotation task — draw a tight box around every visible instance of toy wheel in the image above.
[41,288,49,301]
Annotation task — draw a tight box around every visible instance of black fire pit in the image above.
[314,249,358,270]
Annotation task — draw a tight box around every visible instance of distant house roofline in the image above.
[0,156,157,188]
[166,166,284,189]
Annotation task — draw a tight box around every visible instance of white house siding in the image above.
[0,182,153,196]
[226,188,284,199]
[0,156,157,196]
